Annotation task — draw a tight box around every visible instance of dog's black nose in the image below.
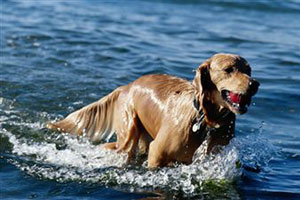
[249,79,260,95]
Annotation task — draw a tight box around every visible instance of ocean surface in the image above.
[1,0,300,199]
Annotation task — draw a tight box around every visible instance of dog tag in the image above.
[192,121,201,133]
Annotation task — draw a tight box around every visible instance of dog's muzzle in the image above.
[248,79,260,96]
[221,79,259,114]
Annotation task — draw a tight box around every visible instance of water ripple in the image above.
[1,0,300,199]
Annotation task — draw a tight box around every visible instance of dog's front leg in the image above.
[148,140,166,169]
[147,127,174,168]
[206,119,235,154]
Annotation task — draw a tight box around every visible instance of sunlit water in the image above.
[1,0,300,199]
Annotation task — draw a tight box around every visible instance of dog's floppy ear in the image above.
[193,59,217,127]
[194,60,213,93]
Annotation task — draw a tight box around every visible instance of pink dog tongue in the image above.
[229,92,240,103]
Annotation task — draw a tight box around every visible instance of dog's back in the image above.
[47,74,195,142]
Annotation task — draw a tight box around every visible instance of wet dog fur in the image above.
[47,53,259,168]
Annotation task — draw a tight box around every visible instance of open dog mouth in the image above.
[221,90,251,114]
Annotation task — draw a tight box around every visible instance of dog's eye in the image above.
[225,67,234,74]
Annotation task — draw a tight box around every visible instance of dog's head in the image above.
[193,53,259,121]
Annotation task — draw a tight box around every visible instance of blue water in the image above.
[1,0,300,199]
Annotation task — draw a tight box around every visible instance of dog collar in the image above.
[192,98,231,134]
[192,98,205,133]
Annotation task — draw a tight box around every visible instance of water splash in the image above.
[0,98,276,197]
[1,126,242,196]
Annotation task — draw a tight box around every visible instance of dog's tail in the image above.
[47,88,122,143]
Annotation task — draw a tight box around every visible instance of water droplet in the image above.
[33,42,40,47]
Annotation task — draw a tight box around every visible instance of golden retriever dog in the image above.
[47,53,259,168]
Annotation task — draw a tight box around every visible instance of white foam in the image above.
[2,127,242,194]
[2,130,127,170]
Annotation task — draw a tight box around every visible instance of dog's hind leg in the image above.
[138,130,152,156]
[116,110,142,163]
